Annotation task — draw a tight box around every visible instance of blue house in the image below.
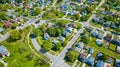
[0,28,4,33]
[62,31,70,37]
[91,30,98,37]
[104,22,111,27]
[44,33,50,40]
[76,42,84,48]
[89,48,94,54]
[110,23,117,29]
[115,59,120,67]
[85,56,94,66]
[0,45,10,58]
[66,27,73,33]
[95,60,104,67]
[97,34,104,39]
[97,52,103,60]
[96,40,102,46]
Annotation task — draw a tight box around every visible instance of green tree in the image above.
[65,50,79,62]
[0,12,7,20]
[47,27,56,37]
[33,28,40,37]
[71,13,80,20]
[55,28,62,36]
[11,24,17,29]
[9,30,21,41]
[33,7,42,16]
[42,41,52,51]
[62,40,68,47]
[54,42,61,51]
[81,36,90,44]
[56,20,69,27]
[75,22,82,29]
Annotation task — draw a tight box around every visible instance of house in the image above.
[91,30,98,37]
[63,27,73,37]
[66,27,73,33]
[117,46,120,53]
[111,38,120,46]
[110,23,118,29]
[86,27,92,33]
[44,33,50,40]
[59,36,65,41]
[95,60,104,67]
[89,48,94,54]
[78,53,87,62]
[96,39,102,46]
[62,31,70,37]
[83,46,89,50]
[104,22,111,27]
[4,21,12,28]
[75,42,84,52]
[76,42,84,48]
[0,45,10,58]
[0,28,4,33]
[52,39,59,46]
[67,23,76,28]
[106,57,113,64]
[104,62,111,67]
[85,56,94,66]
[97,34,104,39]
[115,59,120,67]
[97,52,103,60]
[104,35,112,42]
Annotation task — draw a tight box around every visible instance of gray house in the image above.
[0,45,10,58]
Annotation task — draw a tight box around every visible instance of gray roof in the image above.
[0,45,10,56]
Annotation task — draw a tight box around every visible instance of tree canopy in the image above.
[65,50,79,62]
[9,30,21,41]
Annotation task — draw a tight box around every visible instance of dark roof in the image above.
[115,59,120,67]
[111,38,120,46]
[104,35,112,42]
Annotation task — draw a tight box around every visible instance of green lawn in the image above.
[88,38,120,60]
[109,44,116,51]
[0,26,50,67]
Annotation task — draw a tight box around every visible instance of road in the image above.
[31,38,56,61]
[0,12,45,43]
[51,0,105,67]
